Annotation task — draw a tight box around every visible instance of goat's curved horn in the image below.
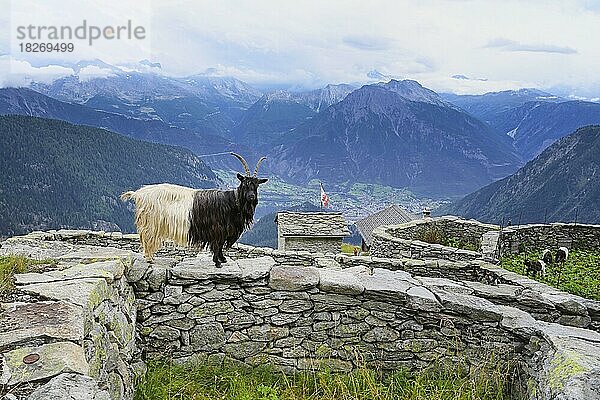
[230,152,251,176]
[254,156,267,177]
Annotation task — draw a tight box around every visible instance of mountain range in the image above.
[0,115,218,236]
[3,59,600,227]
[30,60,262,138]
[443,89,600,160]
[440,125,600,224]
[267,80,521,196]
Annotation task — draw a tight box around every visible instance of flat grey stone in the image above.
[407,286,441,312]
[539,321,600,343]
[539,336,600,400]
[190,323,226,351]
[519,289,557,310]
[125,257,150,283]
[27,373,110,400]
[269,266,319,291]
[149,326,180,341]
[189,301,234,318]
[315,258,341,270]
[172,255,242,280]
[0,301,83,348]
[357,268,413,299]
[363,327,399,342]
[238,256,276,281]
[57,246,134,263]
[495,304,539,335]
[434,290,502,322]
[15,260,124,285]
[319,269,364,295]
[223,341,266,358]
[416,277,473,295]
[247,325,289,341]
[0,341,88,385]
[0,239,77,259]
[541,293,588,315]
[19,278,110,309]
[463,281,520,300]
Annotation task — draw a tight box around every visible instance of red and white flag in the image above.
[320,182,329,208]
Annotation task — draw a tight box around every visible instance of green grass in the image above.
[135,358,516,400]
[0,256,56,296]
[341,243,361,255]
[415,228,478,252]
[501,250,600,301]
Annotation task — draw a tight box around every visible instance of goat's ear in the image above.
[257,178,268,184]
[236,173,245,182]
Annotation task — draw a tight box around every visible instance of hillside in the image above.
[0,87,234,157]
[268,80,522,196]
[509,101,600,160]
[233,92,317,149]
[0,115,218,236]
[440,125,600,224]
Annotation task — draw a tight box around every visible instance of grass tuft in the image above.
[0,256,57,296]
[501,249,600,301]
[135,357,517,400]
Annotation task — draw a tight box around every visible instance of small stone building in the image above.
[275,212,350,253]
[355,204,416,251]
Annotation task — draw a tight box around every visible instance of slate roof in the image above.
[355,205,417,246]
[275,212,350,237]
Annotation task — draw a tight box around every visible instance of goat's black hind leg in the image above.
[211,243,222,268]
[218,248,227,264]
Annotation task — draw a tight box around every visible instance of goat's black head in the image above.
[231,153,268,207]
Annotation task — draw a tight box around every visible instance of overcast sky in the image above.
[1,0,599,97]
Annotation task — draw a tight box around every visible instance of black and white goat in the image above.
[524,259,546,277]
[121,153,267,267]
[541,249,553,265]
[555,246,569,264]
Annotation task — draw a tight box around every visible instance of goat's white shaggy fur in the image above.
[121,183,196,260]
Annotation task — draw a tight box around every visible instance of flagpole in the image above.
[319,181,322,210]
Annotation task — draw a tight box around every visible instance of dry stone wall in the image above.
[370,217,499,262]
[497,222,600,258]
[372,217,600,262]
[0,237,140,400]
[2,230,600,400]
[128,252,600,400]
[28,230,600,333]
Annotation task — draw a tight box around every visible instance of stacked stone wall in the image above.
[0,250,138,399]
[370,217,499,262]
[497,223,600,258]
[2,230,600,400]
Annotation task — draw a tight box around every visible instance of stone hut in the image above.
[275,212,350,253]
[355,204,416,251]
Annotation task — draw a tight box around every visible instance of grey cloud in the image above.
[451,74,488,81]
[485,37,577,54]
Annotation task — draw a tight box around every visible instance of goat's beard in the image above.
[240,200,257,229]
